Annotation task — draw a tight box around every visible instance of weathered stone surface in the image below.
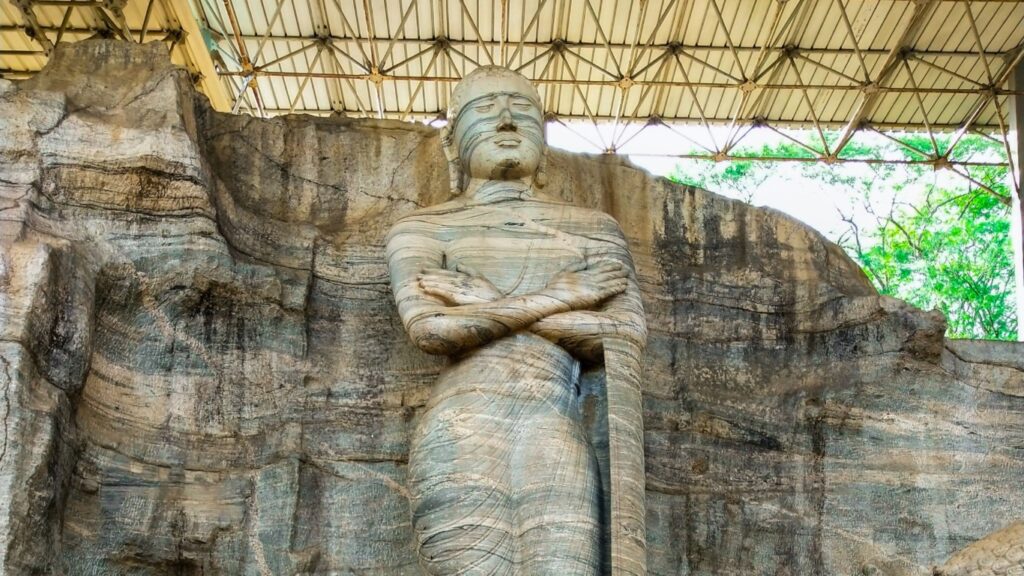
[0,39,1022,575]
[386,66,648,575]
[934,522,1024,576]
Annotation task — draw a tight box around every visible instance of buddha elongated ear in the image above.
[534,147,548,188]
[533,115,550,188]
[439,122,464,194]
[440,122,456,160]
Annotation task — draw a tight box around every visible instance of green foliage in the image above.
[667,133,1018,340]
[859,186,1015,339]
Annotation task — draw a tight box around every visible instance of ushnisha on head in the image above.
[440,65,547,194]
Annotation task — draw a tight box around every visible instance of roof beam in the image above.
[627,153,1006,168]
[10,0,55,53]
[217,0,266,114]
[3,26,1018,61]
[163,0,233,110]
[946,41,1024,157]
[722,0,809,153]
[241,105,1005,133]
[220,68,1024,96]
[5,0,1023,152]
[831,0,941,156]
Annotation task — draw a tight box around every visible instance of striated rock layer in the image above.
[0,40,1022,575]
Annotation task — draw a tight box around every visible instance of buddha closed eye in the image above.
[454,93,544,181]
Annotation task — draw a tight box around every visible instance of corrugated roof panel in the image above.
[974,94,1001,130]
[812,81,850,124]
[874,89,910,127]
[942,2,991,53]
[828,89,862,125]
[684,1,711,46]
[934,91,975,127]
[723,0,751,51]
[991,4,1024,52]
[808,1,842,50]
[3,0,1022,155]
[860,1,903,52]
[592,0,610,46]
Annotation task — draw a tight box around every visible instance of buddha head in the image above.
[441,65,547,194]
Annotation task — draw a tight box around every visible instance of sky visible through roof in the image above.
[545,121,1006,246]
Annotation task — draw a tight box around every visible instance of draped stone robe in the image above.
[386,188,647,575]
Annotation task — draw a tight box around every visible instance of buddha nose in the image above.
[496,106,516,131]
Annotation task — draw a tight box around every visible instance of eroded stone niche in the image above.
[1,40,1022,575]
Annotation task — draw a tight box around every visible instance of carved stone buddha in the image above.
[386,65,647,576]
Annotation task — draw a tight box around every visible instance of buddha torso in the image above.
[411,194,614,297]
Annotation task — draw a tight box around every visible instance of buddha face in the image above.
[449,69,545,182]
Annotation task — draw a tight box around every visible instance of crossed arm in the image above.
[386,218,647,361]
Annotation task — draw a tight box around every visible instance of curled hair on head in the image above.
[441,66,548,195]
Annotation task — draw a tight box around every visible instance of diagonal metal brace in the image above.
[11,0,54,54]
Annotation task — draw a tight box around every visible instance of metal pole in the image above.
[1009,61,1024,341]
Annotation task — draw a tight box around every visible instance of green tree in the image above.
[667,134,1017,340]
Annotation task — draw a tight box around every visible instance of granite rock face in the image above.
[0,40,1022,575]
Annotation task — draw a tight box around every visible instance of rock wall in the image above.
[1,40,1022,575]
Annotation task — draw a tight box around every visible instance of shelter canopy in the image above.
[3,0,1023,164]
